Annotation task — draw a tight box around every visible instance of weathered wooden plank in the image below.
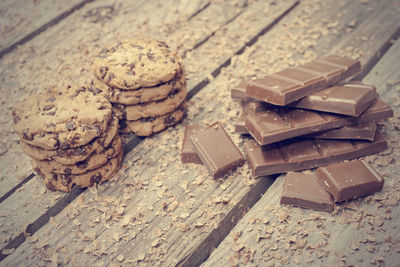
[3,0,400,266]
[0,0,266,259]
[203,18,400,267]
[0,0,91,55]
[0,0,299,265]
[0,0,213,252]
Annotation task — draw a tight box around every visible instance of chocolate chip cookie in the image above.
[12,85,112,150]
[93,38,183,90]
[20,116,119,164]
[121,85,187,121]
[125,102,186,136]
[34,135,121,175]
[106,74,186,105]
[34,150,123,192]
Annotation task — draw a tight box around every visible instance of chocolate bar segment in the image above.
[280,172,334,212]
[316,160,384,202]
[245,97,392,145]
[191,122,244,178]
[234,113,248,134]
[246,55,361,105]
[234,101,271,135]
[299,55,361,86]
[235,102,377,140]
[231,81,258,102]
[181,125,205,164]
[305,122,377,141]
[244,131,387,177]
[289,83,377,116]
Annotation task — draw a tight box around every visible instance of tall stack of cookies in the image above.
[12,85,122,192]
[92,39,187,136]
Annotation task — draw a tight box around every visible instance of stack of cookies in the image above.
[12,85,122,192]
[92,38,187,136]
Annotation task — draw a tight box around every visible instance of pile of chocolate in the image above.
[231,55,393,211]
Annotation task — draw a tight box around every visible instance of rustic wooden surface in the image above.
[0,0,399,266]
[0,0,88,53]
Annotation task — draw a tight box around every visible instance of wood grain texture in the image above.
[0,0,88,52]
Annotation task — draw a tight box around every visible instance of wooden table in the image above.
[0,0,399,266]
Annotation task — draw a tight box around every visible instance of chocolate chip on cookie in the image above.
[34,150,122,192]
[12,85,112,150]
[93,39,183,90]
[125,102,187,136]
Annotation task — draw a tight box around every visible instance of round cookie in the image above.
[125,102,186,136]
[107,73,186,105]
[93,39,183,90]
[21,116,119,164]
[34,150,123,192]
[34,135,122,175]
[12,85,112,150]
[121,85,187,121]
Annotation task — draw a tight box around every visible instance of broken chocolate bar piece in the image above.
[316,159,384,202]
[240,100,271,114]
[231,80,258,102]
[181,125,205,164]
[246,55,361,105]
[234,113,248,134]
[191,122,244,178]
[245,97,392,145]
[280,172,334,212]
[305,122,377,141]
[288,83,377,116]
[235,112,377,140]
[244,131,387,177]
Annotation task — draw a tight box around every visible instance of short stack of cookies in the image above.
[92,39,187,136]
[12,85,122,192]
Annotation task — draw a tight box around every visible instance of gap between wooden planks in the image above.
[203,41,400,267]
[3,0,400,262]
[0,0,298,263]
[0,0,95,59]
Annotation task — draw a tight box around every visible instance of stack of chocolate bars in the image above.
[232,55,393,178]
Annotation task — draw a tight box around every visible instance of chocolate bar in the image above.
[316,160,384,202]
[288,83,377,116]
[246,55,361,105]
[305,122,377,141]
[181,125,205,164]
[236,115,377,141]
[244,131,387,177]
[245,97,392,145]
[234,113,248,134]
[191,122,245,178]
[280,172,334,212]
[231,81,257,102]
